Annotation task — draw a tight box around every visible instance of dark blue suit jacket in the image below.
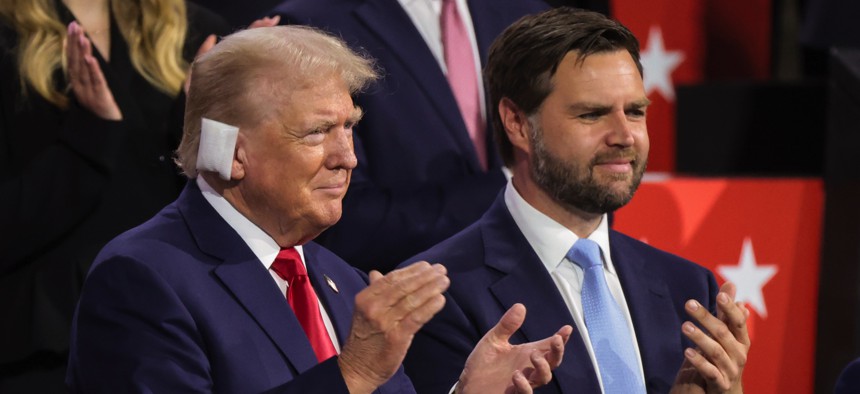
[401,194,718,394]
[66,181,414,393]
[270,0,549,271]
[835,357,860,394]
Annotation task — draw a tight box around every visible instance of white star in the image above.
[717,238,778,318]
[639,26,684,101]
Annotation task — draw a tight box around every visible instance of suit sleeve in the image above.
[67,255,352,394]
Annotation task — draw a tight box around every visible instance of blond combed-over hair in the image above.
[175,25,378,178]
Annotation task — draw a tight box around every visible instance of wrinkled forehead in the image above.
[251,72,356,127]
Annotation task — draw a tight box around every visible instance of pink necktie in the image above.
[271,247,338,363]
[441,0,487,170]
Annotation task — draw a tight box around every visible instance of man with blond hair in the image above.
[66,25,571,393]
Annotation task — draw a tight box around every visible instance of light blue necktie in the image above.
[567,238,646,394]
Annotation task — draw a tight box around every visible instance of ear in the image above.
[499,97,533,156]
[231,133,247,181]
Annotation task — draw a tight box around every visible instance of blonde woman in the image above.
[0,0,232,391]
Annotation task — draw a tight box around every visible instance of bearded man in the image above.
[399,8,750,394]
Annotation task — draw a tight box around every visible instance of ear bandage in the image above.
[196,118,239,180]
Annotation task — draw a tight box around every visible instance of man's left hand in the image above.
[672,282,751,393]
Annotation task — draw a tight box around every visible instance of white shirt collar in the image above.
[503,180,615,274]
[196,176,305,269]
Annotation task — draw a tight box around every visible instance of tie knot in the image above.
[271,247,307,282]
[566,238,604,270]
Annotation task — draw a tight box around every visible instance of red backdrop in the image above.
[610,0,773,172]
[613,178,822,393]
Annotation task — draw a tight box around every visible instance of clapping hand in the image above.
[672,282,751,393]
[458,304,573,394]
[338,262,450,394]
[65,21,122,120]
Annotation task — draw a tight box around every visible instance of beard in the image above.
[529,122,647,215]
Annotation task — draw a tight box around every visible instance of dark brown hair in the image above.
[486,7,643,166]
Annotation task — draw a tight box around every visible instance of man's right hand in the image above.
[457,304,572,394]
[338,262,450,394]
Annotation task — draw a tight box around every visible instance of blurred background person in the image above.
[0,0,230,391]
[270,0,552,273]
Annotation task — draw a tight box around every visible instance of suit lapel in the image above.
[353,0,482,171]
[609,231,680,389]
[481,196,600,393]
[303,243,355,344]
[177,182,319,374]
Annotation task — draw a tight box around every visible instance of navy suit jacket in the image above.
[66,181,414,393]
[270,0,549,271]
[401,194,719,394]
[835,358,860,394]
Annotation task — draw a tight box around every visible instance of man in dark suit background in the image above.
[401,8,751,394]
[269,0,550,272]
[66,25,572,393]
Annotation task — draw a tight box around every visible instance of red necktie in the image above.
[441,0,487,170]
[271,247,338,362]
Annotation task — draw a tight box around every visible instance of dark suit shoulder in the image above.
[836,358,860,394]
[91,202,200,273]
[610,229,713,277]
[401,219,485,270]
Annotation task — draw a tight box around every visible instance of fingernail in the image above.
[685,348,697,358]
[718,292,729,304]
[682,322,695,334]
[686,300,699,311]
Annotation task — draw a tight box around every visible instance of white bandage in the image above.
[196,118,239,180]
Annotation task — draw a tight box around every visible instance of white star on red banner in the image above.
[717,238,778,318]
[639,26,684,102]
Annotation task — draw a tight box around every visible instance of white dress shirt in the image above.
[396,0,487,122]
[197,177,341,351]
[503,181,646,392]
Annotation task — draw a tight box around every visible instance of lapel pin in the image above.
[324,274,339,293]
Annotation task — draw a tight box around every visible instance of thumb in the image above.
[488,303,526,344]
[368,270,384,283]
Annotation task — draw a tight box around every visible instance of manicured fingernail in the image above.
[685,348,697,358]
[683,322,695,334]
[718,292,729,304]
[686,300,699,311]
